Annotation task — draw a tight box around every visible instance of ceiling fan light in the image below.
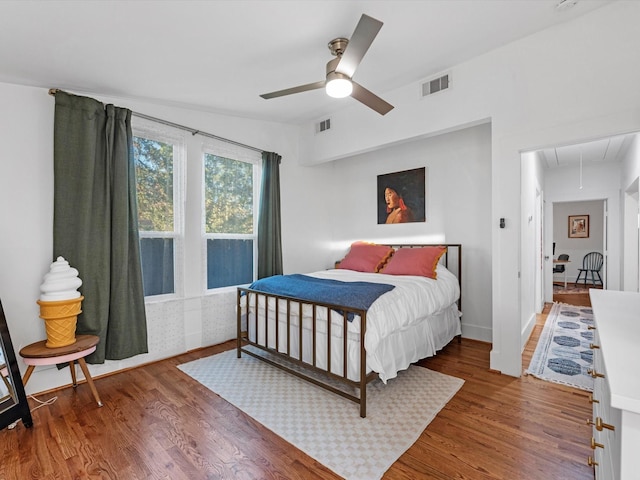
[326,77,353,98]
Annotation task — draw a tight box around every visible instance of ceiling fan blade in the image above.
[351,82,394,115]
[260,80,326,99]
[335,14,383,78]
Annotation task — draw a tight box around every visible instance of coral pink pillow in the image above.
[337,242,394,273]
[380,246,447,279]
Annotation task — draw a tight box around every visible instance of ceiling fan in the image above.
[259,14,394,116]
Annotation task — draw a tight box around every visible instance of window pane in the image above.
[134,137,174,232]
[140,238,174,296]
[204,154,253,234]
[207,239,253,288]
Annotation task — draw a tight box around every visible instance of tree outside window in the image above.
[134,135,178,296]
[204,153,258,289]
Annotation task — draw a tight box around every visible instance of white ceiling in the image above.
[0,0,613,125]
[538,133,637,169]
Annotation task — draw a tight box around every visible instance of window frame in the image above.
[132,118,186,301]
[202,140,262,293]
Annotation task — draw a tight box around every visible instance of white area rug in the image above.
[526,302,595,392]
[178,349,464,480]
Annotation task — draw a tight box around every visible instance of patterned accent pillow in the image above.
[337,241,395,273]
[379,246,447,279]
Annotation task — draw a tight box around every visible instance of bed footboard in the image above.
[236,288,376,418]
[235,243,463,418]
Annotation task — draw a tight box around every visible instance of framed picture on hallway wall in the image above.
[568,214,589,238]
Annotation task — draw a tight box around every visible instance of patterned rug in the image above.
[526,302,594,391]
[178,349,464,480]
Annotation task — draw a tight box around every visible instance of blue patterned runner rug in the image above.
[526,302,594,392]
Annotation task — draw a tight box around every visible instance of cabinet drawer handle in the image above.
[589,343,600,349]
[591,437,604,449]
[588,456,599,467]
[587,368,605,379]
[587,417,615,431]
[588,394,599,404]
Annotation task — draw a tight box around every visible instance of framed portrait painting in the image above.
[568,214,589,238]
[377,167,426,224]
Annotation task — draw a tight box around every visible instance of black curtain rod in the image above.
[48,88,264,154]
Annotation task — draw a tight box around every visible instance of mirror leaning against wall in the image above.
[0,298,33,430]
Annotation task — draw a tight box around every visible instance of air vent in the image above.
[421,73,450,97]
[316,118,331,133]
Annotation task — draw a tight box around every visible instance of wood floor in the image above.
[0,294,595,480]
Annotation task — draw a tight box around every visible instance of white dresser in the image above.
[588,290,640,480]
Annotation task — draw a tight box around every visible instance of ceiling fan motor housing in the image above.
[326,57,343,78]
[325,56,352,98]
[328,38,349,57]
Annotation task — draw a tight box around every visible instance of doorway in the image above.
[551,199,606,298]
[532,133,633,302]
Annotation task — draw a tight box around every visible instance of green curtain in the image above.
[257,151,283,279]
[53,91,148,363]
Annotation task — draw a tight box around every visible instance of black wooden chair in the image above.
[575,252,604,286]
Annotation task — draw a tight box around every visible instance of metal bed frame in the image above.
[236,243,462,418]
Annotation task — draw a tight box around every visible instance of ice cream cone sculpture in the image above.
[38,257,83,348]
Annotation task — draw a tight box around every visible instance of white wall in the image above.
[520,150,545,347]
[295,1,640,375]
[0,83,335,393]
[621,135,640,291]
[622,135,640,189]
[0,84,55,371]
[327,123,493,341]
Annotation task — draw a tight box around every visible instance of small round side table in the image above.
[19,334,103,407]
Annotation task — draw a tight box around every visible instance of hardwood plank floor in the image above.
[0,297,594,480]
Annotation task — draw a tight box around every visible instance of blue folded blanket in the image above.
[247,274,395,321]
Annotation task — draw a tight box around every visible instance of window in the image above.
[203,142,261,289]
[133,121,184,297]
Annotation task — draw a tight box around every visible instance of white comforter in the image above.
[309,265,459,362]
[245,264,461,382]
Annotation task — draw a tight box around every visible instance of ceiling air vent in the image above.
[316,118,331,133]
[421,73,450,97]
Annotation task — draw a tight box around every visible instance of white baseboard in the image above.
[461,323,492,343]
